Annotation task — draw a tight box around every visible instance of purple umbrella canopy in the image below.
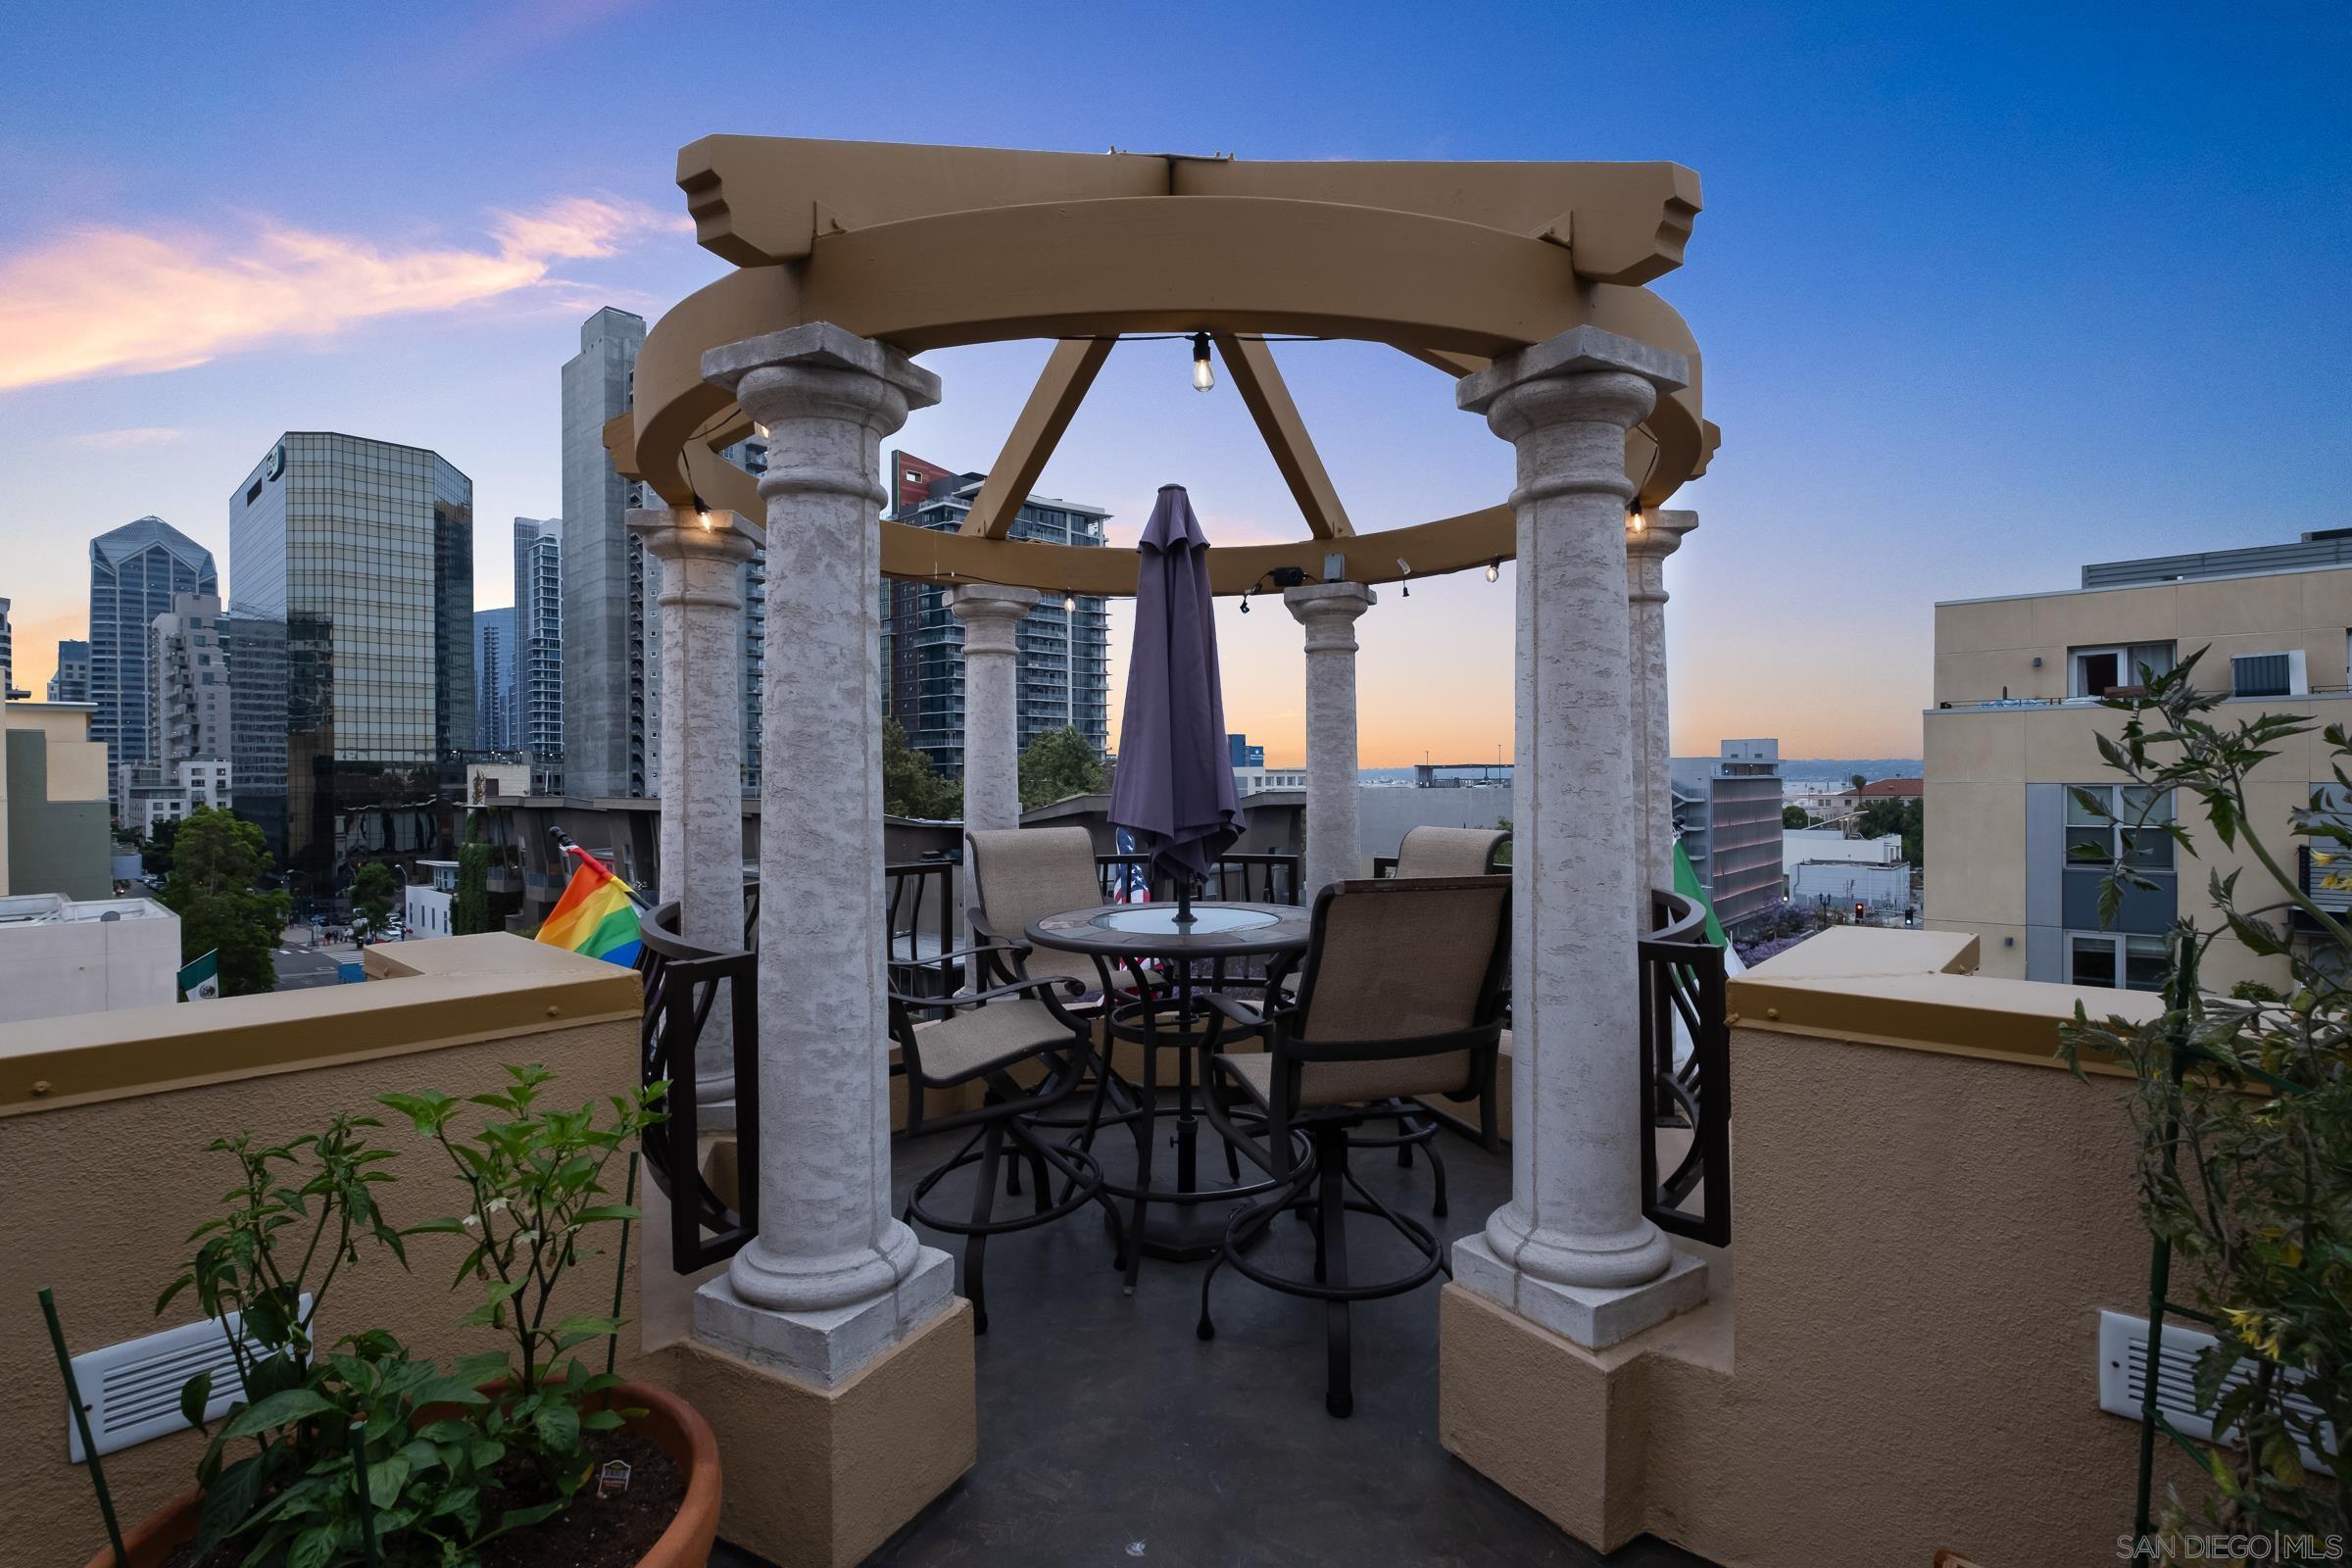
[1108,485,1244,900]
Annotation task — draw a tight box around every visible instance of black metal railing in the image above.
[637,890,759,1275]
[1638,887,1731,1248]
[635,863,965,1272]
[1094,851,1301,906]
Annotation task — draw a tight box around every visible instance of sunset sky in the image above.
[2,2,2344,766]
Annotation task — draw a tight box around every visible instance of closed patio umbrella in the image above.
[1108,484,1243,924]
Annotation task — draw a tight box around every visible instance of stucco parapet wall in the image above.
[0,934,640,1118]
[1728,926,2163,1074]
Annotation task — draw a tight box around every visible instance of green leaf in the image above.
[582,1408,624,1431]
[531,1399,580,1453]
[570,1204,641,1225]
[194,1453,268,1555]
[220,1387,336,1440]
[178,1369,214,1433]
[288,1521,336,1568]
[366,1451,411,1510]
[553,1314,625,1340]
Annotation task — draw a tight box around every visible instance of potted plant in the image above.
[85,1068,718,1568]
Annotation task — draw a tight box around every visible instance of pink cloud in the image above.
[0,196,674,392]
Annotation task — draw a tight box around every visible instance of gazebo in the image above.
[612,135,1716,1564]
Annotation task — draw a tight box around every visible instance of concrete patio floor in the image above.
[712,1102,1712,1567]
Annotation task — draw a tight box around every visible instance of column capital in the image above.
[1456,325,1689,419]
[626,506,763,566]
[1625,508,1698,605]
[703,322,940,506]
[704,321,942,413]
[1284,581,1376,652]
[945,582,1041,653]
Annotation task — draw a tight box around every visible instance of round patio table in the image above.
[1025,901,1313,1287]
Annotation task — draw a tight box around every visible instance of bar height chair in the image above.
[1198,875,1510,1416]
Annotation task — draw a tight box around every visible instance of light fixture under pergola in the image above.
[606,136,1718,596]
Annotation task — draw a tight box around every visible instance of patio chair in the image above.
[1197,875,1510,1416]
[893,945,1125,1334]
[966,826,1135,1010]
[1377,823,1509,878]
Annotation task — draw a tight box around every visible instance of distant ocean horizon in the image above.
[1355,759,1923,785]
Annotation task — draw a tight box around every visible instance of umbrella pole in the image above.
[1175,877,1196,927]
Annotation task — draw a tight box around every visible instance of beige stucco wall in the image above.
[1443,931,2201,1564]
[0,937,655,1561]
[1934,566,2352,707]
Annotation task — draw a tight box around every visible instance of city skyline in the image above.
[2,4,2343,763]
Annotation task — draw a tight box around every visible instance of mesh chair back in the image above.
[1394,825,1506,878]
[1288,876,1509,1105]
[967,826,1104,988]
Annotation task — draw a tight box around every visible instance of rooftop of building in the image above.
[0,893,172,927]
[1842,777,1923,799]
[89,514,214,570]
[1936,528,2352,608]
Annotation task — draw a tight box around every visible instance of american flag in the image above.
[1111,828,1152,904]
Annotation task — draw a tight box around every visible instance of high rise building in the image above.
[883,451,1112,776]
[562,308,767,798]
[46,641,90,704]
[474,607,517,753]
[1670,739,1785,931]
[227,433,474,888]
[86,516,217,790]
[0,598,15,700]
[513,517,563,789]
[149,592,230,768]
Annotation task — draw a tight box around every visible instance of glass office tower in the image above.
[87,516,218,791]
[227,433,474,893]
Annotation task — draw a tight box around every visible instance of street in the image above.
[272,929,354,991]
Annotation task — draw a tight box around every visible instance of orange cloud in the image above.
[0,196,674,392]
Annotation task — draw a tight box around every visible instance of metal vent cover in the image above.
[67,1296,311,1462]
[2098,1309,2335,1476]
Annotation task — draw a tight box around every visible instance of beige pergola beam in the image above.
[958,337,1114,539]
[1213,333,1352,540]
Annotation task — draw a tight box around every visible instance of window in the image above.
[2068,931,2168,992]
[2070,642,2175,698]
[2066,784,2174,869]
[2230,651,2304,699]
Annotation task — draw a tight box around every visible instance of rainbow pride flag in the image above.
[536,858,642,966]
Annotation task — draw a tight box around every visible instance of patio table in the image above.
[1025,901,1313,1286]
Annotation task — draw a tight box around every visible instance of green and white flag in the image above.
[178,950,220,1002]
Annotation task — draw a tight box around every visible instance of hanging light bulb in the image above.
[1062,590,1076,612]
[1396,557,1411,598]
[1238,590,1251,614]
[1627,504,1645,535]
[1191,332,1215,393]
[1485,558,1501,583]
[692,493,713,531]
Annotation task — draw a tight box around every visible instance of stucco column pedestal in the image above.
[1450,325,1708,1348]
[1626,510,1697,897]
[946,583,1039,931]
[691,323,956,1386]
[1284,582,1374,899]
[630,505,759,1119]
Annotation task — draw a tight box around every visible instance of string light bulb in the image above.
[1191,332,1215,393]
[1485,558,1501,583]
[1062,591,1076,612]
[693,494,713,531]
[1627,505,1645,535]
[1396,557,1411,598]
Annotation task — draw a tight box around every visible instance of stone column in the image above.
[1450,326,1709,1348]
[945,583,1039,932]
[629,505,758,1114]
[1284,581,1374,899]
[1625,510,1697,898]
[695,323,954,1386]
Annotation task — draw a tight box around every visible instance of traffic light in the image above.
[1855,902,1867,922]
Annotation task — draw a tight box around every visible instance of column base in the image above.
[669,1298,976,1568]
[1451,1233,1707,1348]
[695,1245,956,1388]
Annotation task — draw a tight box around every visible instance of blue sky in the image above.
[2,1,2344,760]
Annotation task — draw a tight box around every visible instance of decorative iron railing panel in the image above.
[1638,888,1731,1248]
[1094,852,1300,906]
[637,890,760,1275]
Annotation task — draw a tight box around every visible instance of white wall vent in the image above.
[2098,1309,2335,1476]
[67,1297,311,1462]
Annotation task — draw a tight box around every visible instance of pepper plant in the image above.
[380,1064,668,1495]
[2056,649,2349,1545]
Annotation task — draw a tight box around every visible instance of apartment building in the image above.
[1926,530,2352,993]
[1669,738,1785,930]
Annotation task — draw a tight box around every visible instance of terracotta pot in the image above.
[82,1380,720,1568]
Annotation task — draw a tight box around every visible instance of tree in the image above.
[1857,797,1908,840]
[351,860,398,932]
[1783,805,1811,829]
[883,717,961,820]
[1018,726,1106,811]
[1848,772,1868,793]
[453,817,492,935]
[1899,797,1924,867]
[160,807,287,996]
[142,814,182,880]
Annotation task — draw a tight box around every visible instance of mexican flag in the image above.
[178,950,220,1002]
